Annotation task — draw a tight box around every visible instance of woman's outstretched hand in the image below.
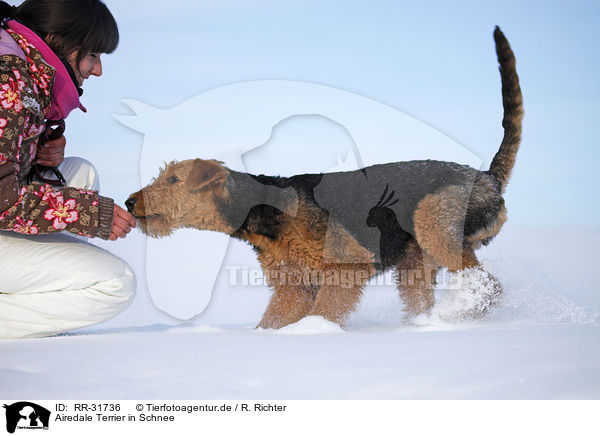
[110,204,137,241]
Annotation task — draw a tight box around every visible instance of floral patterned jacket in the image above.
[0,25,113,239]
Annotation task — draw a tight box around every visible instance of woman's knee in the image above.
[83,256,136,325]
[58,157,100,191]
[96,256,137,304]
[73,242,137,312]
[116,264,136,305]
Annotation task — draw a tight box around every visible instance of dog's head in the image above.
[126,159,235,237]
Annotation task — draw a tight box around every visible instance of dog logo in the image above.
[366,184,412,266]
[3,402,50,434]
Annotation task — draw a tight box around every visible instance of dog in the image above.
[126,27,522,329]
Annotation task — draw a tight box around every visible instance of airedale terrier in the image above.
[126,27,522,329]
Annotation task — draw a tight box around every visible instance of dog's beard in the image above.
[136,214,175,238]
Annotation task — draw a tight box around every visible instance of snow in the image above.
[1,323,598,400]
[1,225,599,400]
[271,316,345,335]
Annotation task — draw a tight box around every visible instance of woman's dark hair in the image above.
[0,0,118,67]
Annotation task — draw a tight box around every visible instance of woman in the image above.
[0,0,136,339]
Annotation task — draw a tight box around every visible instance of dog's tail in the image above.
[488,26,523,193]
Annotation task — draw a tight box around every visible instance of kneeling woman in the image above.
[0,0,137,339]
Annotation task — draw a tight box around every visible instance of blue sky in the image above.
[12,0,598,227]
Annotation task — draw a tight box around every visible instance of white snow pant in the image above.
[0,157,136,339]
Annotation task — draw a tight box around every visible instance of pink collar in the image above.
[7,20,86,120]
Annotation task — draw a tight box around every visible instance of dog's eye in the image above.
[167,176,180,184]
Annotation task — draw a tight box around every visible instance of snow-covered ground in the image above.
[1,224,599,399]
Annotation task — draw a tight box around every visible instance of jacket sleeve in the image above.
[0,70,114,239]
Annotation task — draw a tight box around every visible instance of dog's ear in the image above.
[187,159,227,192]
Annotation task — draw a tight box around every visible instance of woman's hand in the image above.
[109,204,137,241]
[36,135,66,167]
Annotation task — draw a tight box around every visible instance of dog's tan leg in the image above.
[413,188,469,271]
[257,284,316,330]
[307,264,374,325]
[453,246,480,271]
[413,190,503,318]
[255,259,318,329]
[395,240,439,318]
